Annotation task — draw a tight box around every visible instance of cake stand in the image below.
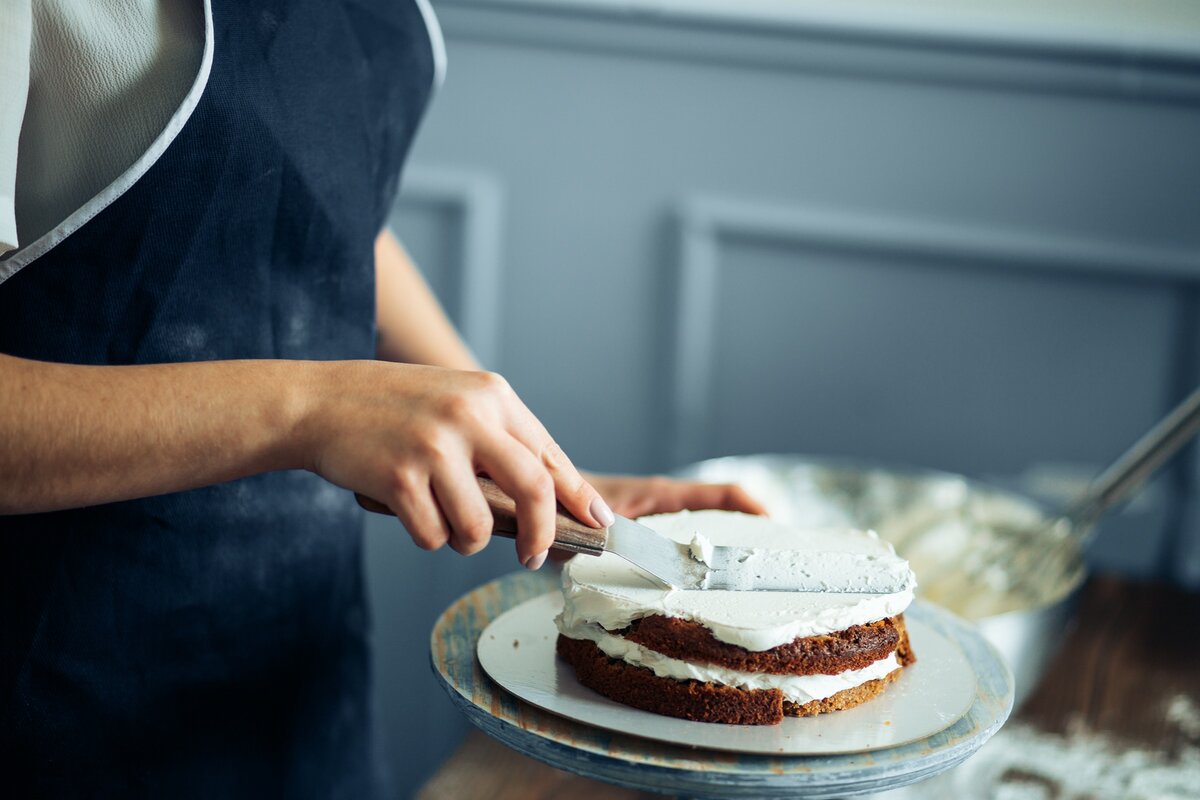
[429,571,1013,799]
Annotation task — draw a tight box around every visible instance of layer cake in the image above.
[555,510,917,725]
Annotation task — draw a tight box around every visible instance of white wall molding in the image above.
[439,0,1200,62]
[435,1,1200,105]
[392,165,505,368]
[667,194,1200,466]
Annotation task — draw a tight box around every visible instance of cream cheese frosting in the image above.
[685,531,914,593]
[559,618,901,705]
[559,509,916,652]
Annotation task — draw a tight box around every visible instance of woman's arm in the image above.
[0,355,306,513]
[0,353,610,568]
[373,229,766,518]
[375,229,479,369]
[585,474,766,518]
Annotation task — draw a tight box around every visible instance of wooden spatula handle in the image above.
[355,477,607,556]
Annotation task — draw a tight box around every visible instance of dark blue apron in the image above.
[0,1,434,796]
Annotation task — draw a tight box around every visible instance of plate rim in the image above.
[429,570,1014,797]
[477,591,977,756]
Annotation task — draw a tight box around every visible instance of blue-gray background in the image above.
[368,1,1200,794]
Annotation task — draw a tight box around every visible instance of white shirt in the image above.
[0,0,445,283]
[0,3,31,256]
[1,0,205,260]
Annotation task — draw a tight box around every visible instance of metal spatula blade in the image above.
[358,478,910,593]
[605,515,911,593]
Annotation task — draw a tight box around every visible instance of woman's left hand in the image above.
[581,473,767,519]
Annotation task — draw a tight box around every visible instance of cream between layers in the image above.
[559,618,902,705]
[559,510,916,652]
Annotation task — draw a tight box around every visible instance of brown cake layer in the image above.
[557,635,787,725]
[893,615,916,667]
[618,614,909,676]
[784,668,902,717]
[557,634,907,725]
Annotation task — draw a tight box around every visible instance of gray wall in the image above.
[368,2,1200,793]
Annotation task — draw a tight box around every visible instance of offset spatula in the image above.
[357,477,909,593]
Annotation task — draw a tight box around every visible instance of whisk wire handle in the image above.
[1066,385,1200,528]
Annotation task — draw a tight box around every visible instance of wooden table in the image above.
[418,575,1200,800]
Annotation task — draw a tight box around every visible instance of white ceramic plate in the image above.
[477,592,976,756]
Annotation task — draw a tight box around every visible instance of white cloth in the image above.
[0,3,33,254]
[0,0,445,284]
[0,1,204,258]
[415,0,448,93]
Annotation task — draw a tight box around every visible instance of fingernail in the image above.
[590,496,616,528]
[523,550,548,571]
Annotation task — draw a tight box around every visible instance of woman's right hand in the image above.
[297,361,614,569]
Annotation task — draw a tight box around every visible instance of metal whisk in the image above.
[931,385,1200,613]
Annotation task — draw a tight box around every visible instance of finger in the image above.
[608,479,768,518]
[632,477,689,516]
[679,482,767,515]
[583,475,677,519]
[501,402,612,529]
[389,472,452,552]
[721,483,769,515]
[475,434,557,567]
[431,458,495,556]
[622,495,670,518]
[537,438,614,529]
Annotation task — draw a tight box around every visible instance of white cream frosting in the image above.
[559,509,916,652]
[558,618,901,705]
[685,531,914,593]
[688,533,715,566]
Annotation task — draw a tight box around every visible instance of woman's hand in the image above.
[583,473,768,519]
[540,473,767,563]
[299,361,613,569]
